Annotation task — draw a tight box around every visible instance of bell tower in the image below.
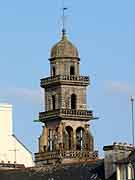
[35,30,98,165]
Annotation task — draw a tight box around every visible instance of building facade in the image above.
[103,142,134,179]
[35,30,98,165]
[0,103,34,167]
[115,149,135,180]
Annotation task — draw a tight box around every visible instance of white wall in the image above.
[0,103,34,167]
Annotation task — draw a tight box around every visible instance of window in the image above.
[52,95,56,110]
[70,66,75,75]
[52,67,56,77]
[71,94,76,109]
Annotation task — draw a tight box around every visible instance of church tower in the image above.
[35,29,98,165]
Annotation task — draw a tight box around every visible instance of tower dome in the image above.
[50,34,79,59]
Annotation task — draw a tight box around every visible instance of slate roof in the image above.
[0,160,105,180]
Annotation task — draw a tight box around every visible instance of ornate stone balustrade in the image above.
[41,75,90,87]
[61,150,98,159]
[39,109,93,122]
[35,150,98,163]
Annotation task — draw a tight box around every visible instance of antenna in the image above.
[131,96,134,146]
[62,0,68,36]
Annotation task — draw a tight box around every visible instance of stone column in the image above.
[127,164,133,180]
[84,124,90,150]
[73,129,76,151]
[59,122,65,151]
[55,125,62,151]
[116,165,121,180]
[39,126,48,152]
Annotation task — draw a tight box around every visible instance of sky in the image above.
[0,0,135,157]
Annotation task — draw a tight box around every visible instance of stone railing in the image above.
[35,151,60,161]
[35,150,98,162]
[41,75,89,87]
[39,109,93,121]
[60,109,92,117]
[61,150,98,159]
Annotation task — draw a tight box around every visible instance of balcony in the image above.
[39,109,93,122]
[40,75,90,88]
[35,150,98,163]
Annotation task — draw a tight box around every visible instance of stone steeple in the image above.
[35,32,98,165]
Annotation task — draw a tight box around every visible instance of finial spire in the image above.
[62,4,68,38]
[131,96,134,146]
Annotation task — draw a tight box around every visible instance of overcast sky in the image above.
[0,0,135,157]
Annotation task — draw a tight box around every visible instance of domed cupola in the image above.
[50,33,79,60]
[49,30,80,77]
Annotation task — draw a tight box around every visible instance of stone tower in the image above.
[35,31,98,165]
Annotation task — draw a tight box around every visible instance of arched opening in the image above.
[52,67,56,77]
[65,126,73,150]
[43,145,46,152]
[48,129,53,152]
[70,66,75,76]
[52,95,56,110]
[71,94,76,109]
[76,127,85,151]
